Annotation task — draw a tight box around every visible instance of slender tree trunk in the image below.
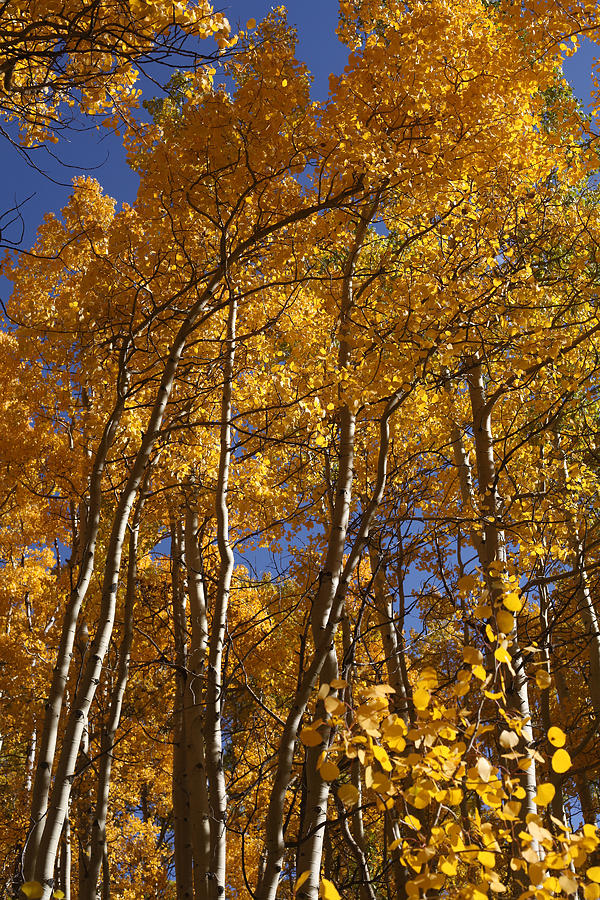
[368,544,410,716]
[204,290,237,900]
[367,543,409,900]
[59,819,71,900]
[295,408,354,900]
[32,275,222,896]
[23,386,128,881]
[332,622,374,900]
[257,388,401,900]
[101,850,109,900]
[555,668,597,826]
[553,436,600,719]
[465,361,538,865]
[81,499,143,900]
[171,518,194,900]
[538,581,566,826]
[184,502,211,900]
[77,721,91,900]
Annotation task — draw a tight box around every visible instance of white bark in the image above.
[184,503,211,900]
[170,518,194,900]
[204,291,237,900]
[257,387,403,900]
[465,362,538,832]
[81,498,143,900]
[23,383,129,881]
[32,274,223,896]
[554,437,600,719]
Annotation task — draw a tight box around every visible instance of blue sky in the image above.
[1,2,598,252]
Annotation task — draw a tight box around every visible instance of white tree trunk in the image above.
[184,502,211,900]
[204,291,237,900]
[23,385,128,881]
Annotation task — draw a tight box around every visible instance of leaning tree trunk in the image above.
[32,273,225,897]
[257,385,404,900]
[81,495,144,900]
[23,380,129,882]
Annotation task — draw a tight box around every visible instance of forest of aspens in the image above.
[7,0,600,899]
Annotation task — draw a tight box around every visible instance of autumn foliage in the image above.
[3,1,600,899]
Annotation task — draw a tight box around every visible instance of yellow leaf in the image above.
[337,783,359,807]
[246,18,256,28]
[559,872,578,893]
[551,749,571,774]
[499,729,519,750]
[373,744,392,772]
[420,667,438,688]
[585,885,600,900]
[494,645,512,666]
[21,885,44,900]
[300,727,323,747]
[382,719,406,752]
[356,705,381,735]
[548,727,566,748]
[502,592,523,612]
[534,783,556,807]
[496,610,514,634]
[472,664,487,681]
[53,893,66,900]
[478,850,495,868]
[476,756,493,783]
[458,574,477,593]
[413,687,430,710]
[440,856,458,876]
[475,604,493,619]
[324,695,345,716]
[320,878,341,900]
[295,871,310,893]
[447,787,463,805]
[463,645,483,664]
[535,669,552,689]
[319,761,340,781]
[588,868,600,884]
